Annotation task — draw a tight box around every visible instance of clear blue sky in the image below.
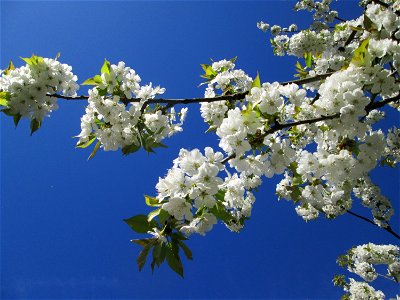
[1,1,399,299]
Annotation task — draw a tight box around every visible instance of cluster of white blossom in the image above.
[156,147,224,235]
[346,243,400,282]
[294,0,338,25]
[0,56,79,124]
[77,0,399,282]
[353,177,394,227]
[365,3,400,37]
[289,30,333,57]
[336,243,400,299]
[200,59,252,127]
[344,279,385,300]
[154,147,258,235]
[385,127,400,165]
[77,62,187,152]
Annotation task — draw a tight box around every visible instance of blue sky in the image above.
[1,1,399,299]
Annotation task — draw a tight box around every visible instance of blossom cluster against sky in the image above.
[1,1,399,299]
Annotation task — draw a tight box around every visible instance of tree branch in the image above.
[366,93,400,111]
[346,210,400,240]
[48,72,334,108]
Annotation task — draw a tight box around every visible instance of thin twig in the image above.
[347,210,400,240]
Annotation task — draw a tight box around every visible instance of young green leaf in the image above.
[351,38,371,67]
[148,208,161,222]
[251,72,261,89]
[82,75,102,86]
[145,195,161,207]
[0,91,10,107]
[21,55,44,66]
[76,135,96,149]
[304,52,313,68]
[3,60,15,75]
[101,59,111,75]
[88,140,101,160]
[200,64,210,72]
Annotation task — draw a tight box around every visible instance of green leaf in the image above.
[351,38,371,67]
[152,242,162,267]
[3,60,15,75]
[97,88,108,96]
[170,232,188,241]
[332,274,347,287]
[290,186,302,203]
[158,209,170,225]
[166,244,184,277]
[158,244,167,265]
[141,135,159,153]
[153,142,168,149]
[101,59,111,75]
[230,56,237,63]
[13,114,22,127]
[124,214,156,233]
[137,242,154,271]
[205,125,217,133]
[148,208,161,222]
[21,55,44,66]
[151,242,167,270]
[363,14,374,31]
[76,134,96,149]
[200,64,217,79]
[131,238,154,247]
[30,119,41,135]
[88,140,101,160]
[251,72,261,89]
[0,91,10,106]
[304,52,313,68]
[292,175,303,186]
[145,195,161,207]
[81,75,102,86]
[2,108,13,116]
[215,189,226,202]
[200,64,210,72]
[176,240,193,260]
[210,200,232,224]
[122,142,141,155]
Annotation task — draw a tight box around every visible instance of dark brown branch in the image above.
[48,72,334,107]
[344,29,358,47]
[366,93,400,111]
[280,72,333,86]
[50,94,89,100]
[347,210,400,240]
[334,16,347,22]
